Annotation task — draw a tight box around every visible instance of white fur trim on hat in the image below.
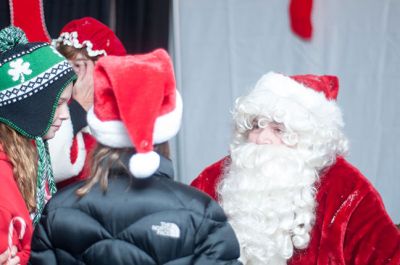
[129,151,160,178]
[254,72,329,108]
[87,90,183,148]
[247,72,343,129]
[87,109,131,148]
[54,31,107,57]
[153,90,183,143]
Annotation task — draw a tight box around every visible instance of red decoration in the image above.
[289,0,313,40]
[10,0,51,42]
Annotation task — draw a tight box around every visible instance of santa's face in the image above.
[247,120,284,145]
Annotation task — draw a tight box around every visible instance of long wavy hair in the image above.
[0,124,38,212]
[76,142,170,196]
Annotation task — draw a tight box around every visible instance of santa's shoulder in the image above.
[191,156,230,200]
[317,156,381,200]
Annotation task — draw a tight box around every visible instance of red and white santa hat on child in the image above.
[87,49,182,178]
[55,17,126,57]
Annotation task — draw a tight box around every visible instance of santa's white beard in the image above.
[218,143,319,265]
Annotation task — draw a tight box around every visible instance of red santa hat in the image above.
[290,74,338,100]
[87,49,182,178]
[55,17,126,57]
[253,71,339,105]
[243,71,343,135]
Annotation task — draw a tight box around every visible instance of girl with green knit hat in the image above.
[0,26,76,265]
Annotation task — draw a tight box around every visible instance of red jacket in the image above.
[0,149,33,265]
[192,156,400,264]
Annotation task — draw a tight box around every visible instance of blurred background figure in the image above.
[48,17,126,188]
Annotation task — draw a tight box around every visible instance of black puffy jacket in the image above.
[29,155,241,265]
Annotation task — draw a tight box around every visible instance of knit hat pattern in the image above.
[0,26,76,138]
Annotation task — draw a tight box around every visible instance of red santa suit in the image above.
[192,156,400,264]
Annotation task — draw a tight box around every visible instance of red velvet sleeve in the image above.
[190,156,230,200]
[313,158,400,265]
[342,180,400,264]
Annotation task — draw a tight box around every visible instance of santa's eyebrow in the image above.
[270,121,285,129]
[270,121,281,126]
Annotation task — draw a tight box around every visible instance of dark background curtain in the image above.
[116,0,170,53]
[0,0,170,53]
[0,0,10,28]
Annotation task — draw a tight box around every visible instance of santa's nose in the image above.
[256,129,274,145]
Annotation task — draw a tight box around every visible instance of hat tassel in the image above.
[129,151,160,178]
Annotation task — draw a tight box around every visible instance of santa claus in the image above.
[191,72,400,265]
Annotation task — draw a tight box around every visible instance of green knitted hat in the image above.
[0,26,76,138]
[0,26,77,224]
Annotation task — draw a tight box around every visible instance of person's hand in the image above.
[0,249,7,264]
[72,59,94,111]
[0,246,20,265]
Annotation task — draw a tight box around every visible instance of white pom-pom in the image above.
[129,151,160,178]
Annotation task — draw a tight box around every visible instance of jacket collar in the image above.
[154,155,174,179]
[118,151,174,179]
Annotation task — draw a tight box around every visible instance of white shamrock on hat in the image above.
[8,58,32,83]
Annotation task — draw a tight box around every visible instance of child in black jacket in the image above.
[30,49,241,265]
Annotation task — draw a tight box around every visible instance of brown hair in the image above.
[56,43,101,62]
[0,124,38,211]
[76,142,171,196]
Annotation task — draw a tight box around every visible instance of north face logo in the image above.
[151,222,180,239]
